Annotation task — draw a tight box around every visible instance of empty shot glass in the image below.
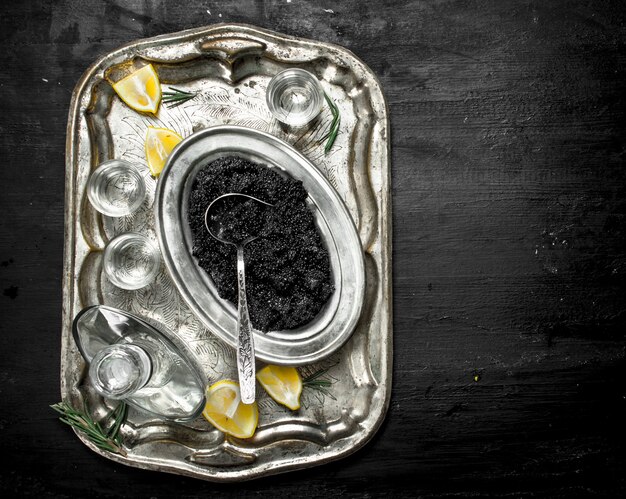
[266,69,324,127]
[87,159,146,217]
[103,232,161,290]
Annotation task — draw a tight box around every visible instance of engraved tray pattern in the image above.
[61,24,392,481]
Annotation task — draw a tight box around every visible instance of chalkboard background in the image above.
[1,1,625,497]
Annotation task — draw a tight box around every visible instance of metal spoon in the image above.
[204,193,273,404]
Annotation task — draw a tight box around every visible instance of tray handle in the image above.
[198,36,266,61]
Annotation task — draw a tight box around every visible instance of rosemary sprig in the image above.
[302,366,337,400]
[51,400,128,456]
[162,86,197,108]
[322,92,341,153]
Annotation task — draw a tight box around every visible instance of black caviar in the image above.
[188,156,334,332]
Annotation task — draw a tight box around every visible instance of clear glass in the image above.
[266,69,324,126]
[87,159,146,217]
[89,344,152,399]
[103,232,160,290]
[124,331,204,420]
[73,305,206,421]
[123,331,176,389]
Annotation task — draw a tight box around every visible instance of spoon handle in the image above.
[236,246,256,404]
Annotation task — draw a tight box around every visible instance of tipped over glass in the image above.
[73,305,206,421]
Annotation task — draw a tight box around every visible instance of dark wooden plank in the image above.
[1,0,625,497]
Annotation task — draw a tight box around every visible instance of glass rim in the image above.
[103,232,161,290]
[86,159,146,217]
[266,68,324,126]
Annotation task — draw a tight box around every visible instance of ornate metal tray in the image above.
[61,23,391,481]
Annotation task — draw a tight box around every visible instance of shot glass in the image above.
[89,343,152,399]
[103,232,161,290]
[266,69,324,127]
[87,159,146,217]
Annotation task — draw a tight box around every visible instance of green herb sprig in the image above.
[303,366,337,400]
[322,92,341,153]
[162,87,197,108]
[51,400,128,456]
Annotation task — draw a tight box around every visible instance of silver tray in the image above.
[61,23,392,481]
[156,125,365,365]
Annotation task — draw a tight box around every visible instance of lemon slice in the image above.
[111,64,162,114]
[202,380,259,439]
[144,126,183,177]
[256,365,302,411]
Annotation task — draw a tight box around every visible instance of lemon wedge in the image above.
[144,126,183,177]
[202,380,259,439]
[111,64,162,114]
[256,365,302,411]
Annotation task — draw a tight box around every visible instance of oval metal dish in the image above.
[155,125,365,365]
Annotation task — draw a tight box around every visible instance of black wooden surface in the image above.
[1,1,625,497]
